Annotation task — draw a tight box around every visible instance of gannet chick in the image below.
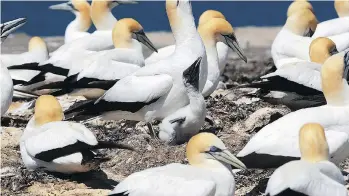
[237,51,349,168]
[1,18,26,115]
[272,9,318,68]
[266,123,347,196]
[0,18,26,44]
[20,95,133,173]
[49,0,91,43]
[64,0,207,125]
[34,18,157,99]
[159,57,206,144]
[109,132,246,196]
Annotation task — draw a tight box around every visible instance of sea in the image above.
[1,1,338,36]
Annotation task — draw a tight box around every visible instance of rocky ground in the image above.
[1,28,348,196]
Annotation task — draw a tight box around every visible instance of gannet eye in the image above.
[209,146,222,152]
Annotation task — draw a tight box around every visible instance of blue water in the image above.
[1,1,337,36]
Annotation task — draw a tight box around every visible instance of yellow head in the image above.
[198,18,247,62]
[166,0,192,30]
[28,36,48,52]
[34,95,63,126]
[285,9,318,36]
[186,132,246,169]
[72,0,91,31]
[112,18,143,48]
[335,0,349,17]
[299,123,329,163]
[198,10,226,25]
[287,1,314,17]
[309,37,338,64]
[321,53,348,106]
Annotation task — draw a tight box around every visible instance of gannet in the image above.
[158,57,206,144]
[265,123,347,196]
[64,0,207,125]
[0,18,26,44]
[1,18,27,115]
[242,37,339,110]
[109,132,246,196]
[237,51,349,168]
[8,0,137,78]
[287,0,349,40]
[20,95,133,173]
[49,0,91,44]
[34,18,157,99]
[146,13,246,97]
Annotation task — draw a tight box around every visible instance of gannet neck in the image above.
[299,123,329,163]
[321,52,349,106]
[28,36,49,59]
[166,0,199,46]
[198,10,225,25]
[335,0,349,17]
[71,0,91,32]
[91,0,117,30]
[287,1,314,17]
[285,9,317,36]
[34,95,63,126]
[309,37,336,64]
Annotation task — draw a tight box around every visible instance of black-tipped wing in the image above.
[8,63,69,76]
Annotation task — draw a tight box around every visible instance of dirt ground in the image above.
[1,30,348,196]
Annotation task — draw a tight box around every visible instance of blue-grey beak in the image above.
[1,18,27,43]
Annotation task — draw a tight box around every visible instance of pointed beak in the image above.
[209,149,246,170]
[223,34,247,63]
[305,28,314,37]
[1,18,27,43]
[49,2,73,11]
[111,0,138,8]
[133,30,158,53]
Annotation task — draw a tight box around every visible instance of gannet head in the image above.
[321,51,349,106]
[284,9,317,37]
[198,18,247,63]
[34,95,63,126]
[299,123,329,163]
[309,37,338,64]
[287,1,314,17]
[28,36,48,53]
[91,0,137,30]
[1,18,26,44]
[186,132,246,169]
[49,0,91,32]
[198,10,226,25]
[335,0,349,17]
[112,18,157,52]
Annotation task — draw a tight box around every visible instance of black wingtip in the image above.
[95,141,135,151]
[183,57,202,90]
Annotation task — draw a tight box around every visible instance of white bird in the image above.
[287,0,349,39]
[266,123,347,196]
[49,0,91,44]
[35,18,157,99]
[8,0,137,79]
[146,12,246,97]
[241,37,339,110]
[272,9,348,69]
[20,95,133,173]
[109,132,246,196]
[159,57,206,144]
[237,51,349,168]
[64,0,207,127]
[1,18,27,115]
